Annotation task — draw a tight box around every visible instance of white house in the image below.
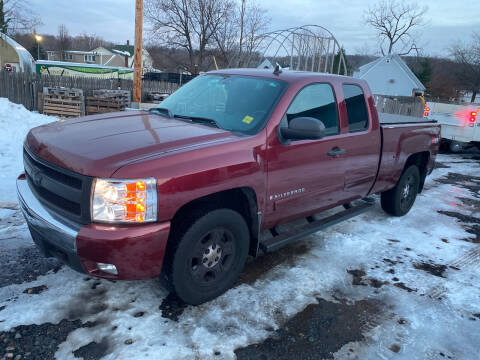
[353,54,425,97]
[257,59,273,69]
[91,44,155,72]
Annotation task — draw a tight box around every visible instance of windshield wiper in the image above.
[148,107,173,118]
[173,114,221,129]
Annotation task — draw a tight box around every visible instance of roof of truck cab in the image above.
[207,68,358,84]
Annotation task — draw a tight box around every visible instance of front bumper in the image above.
[17,176,170,280]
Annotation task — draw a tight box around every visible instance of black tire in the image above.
[163,208,249,305]
[381,165,420,216]
[449,141,463,153]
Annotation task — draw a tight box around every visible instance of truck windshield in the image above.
[154,74,288,135]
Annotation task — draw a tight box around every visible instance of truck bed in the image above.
[379,112,437,125]
[370,119,441,195]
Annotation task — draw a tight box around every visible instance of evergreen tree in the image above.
[333,47,352,76]
[0,0,10,34]
[412,57,433,86]
[28,43,46,60]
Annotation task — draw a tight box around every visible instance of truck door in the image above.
[340,84,381,198]
[265,83,351,227]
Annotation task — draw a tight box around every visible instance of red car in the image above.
[17,69,440,304]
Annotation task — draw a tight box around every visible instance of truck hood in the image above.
[26,111,238,177]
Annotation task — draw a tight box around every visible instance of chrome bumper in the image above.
[17,176,85,273]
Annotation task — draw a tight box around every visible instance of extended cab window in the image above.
[286,83,339,136]
[343,84,369,132]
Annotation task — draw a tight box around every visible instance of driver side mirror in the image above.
[280,117,326,141]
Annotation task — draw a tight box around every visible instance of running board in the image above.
[259,200,374,253]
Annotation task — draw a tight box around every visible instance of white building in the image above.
[353,54,425,97]
[0,33,35,73]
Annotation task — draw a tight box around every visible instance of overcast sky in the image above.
[35,0,480,56]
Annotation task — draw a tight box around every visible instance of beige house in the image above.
[46,42,155,72]
[0,33,35,73]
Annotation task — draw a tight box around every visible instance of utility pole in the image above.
[133,0,143,106]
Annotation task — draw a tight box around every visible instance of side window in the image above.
[286,83,339,136]
[343,84,369,132]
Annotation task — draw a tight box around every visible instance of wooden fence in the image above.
[0,72,180,111]
[373,94,424,118]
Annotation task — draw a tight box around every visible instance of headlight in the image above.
[92,178,157,223]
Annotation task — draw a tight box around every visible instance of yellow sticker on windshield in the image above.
[242,115,254,124]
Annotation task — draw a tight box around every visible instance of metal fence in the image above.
[0,72,180,111]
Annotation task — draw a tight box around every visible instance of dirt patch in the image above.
[434,162,450,169]
[73,339,110,360]
[347,269,389,288]
[413,262,447,278]
[0,319,94,360]
[238,242,312,286]
[438,211,480,225]
[437,210,480,243]
[389,344,401,353]
[0,246,62,287]
[59,286,109,320]
[159,293,188,322]
[435,173,480,197]
[347,269,367,286]
[461,155,480,161]
[235,298,382,360]
[383,258,397,265]
[23,285,48,294]
[394,282,416,292]
[465,225,480,243]
[458,197,480,208]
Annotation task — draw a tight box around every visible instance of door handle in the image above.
[328,147,346,156]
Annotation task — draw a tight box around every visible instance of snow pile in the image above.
[0,98,56,203]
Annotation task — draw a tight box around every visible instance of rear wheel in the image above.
[449,141,463,153]
[163,208,249,305]
[381,165,420,216]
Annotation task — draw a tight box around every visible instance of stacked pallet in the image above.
[147,91,170,103]
[42,87,85,118]
[86,90,131,115]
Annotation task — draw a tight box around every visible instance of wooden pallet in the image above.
[44,87,83,97]
[42,88,85,118]
[92,89,131,106]
[85,91,130,115]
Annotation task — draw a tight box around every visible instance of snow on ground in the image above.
[0,98,56,204]
[0,98,479,359]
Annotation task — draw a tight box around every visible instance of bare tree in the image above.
[71,33,110,51]
[57,24,72,58]
[450,33,480,103]
[364,0,427,56]
[213,0,269,68]
[145,0,231,73]
[1,0,41,34]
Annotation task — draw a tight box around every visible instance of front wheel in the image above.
[381,165,420,216]
[164,208,249,305]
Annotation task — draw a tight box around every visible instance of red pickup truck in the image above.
[17,69,440,304]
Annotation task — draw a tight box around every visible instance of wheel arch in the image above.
[168,187,260,257]
[403,151,430,193]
